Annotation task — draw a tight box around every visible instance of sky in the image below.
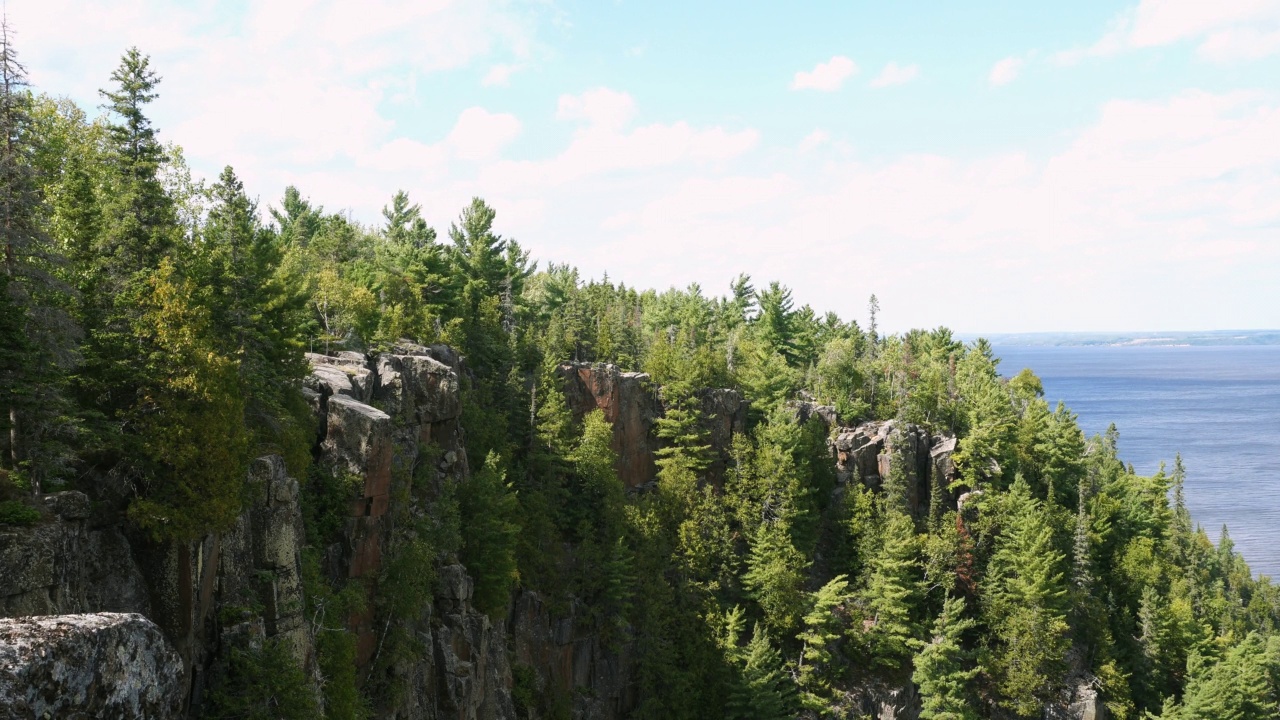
[8,0,1280,333]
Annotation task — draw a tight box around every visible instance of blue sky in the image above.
[10,0,1280,333]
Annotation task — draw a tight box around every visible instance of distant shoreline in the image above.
[963,330,1280,347]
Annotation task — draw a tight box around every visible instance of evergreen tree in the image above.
[727,621,797,720]
[458,452,521,616]
[797,574,852,712]
[126,260,248,541]
[76,47,181,470]
[986,478,1070,716]
[1168,634,1278,720]
[654,384,713,479]
[743,518,809,633]
[862,510,922,672]
[199,166,309,467]
[912,595,980,720]
[95,47,173,281]
[0,23,77,491]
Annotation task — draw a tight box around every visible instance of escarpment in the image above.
[1,350,1123,720]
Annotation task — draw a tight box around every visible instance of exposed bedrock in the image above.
[556,362,745,488]
[0,612,184,719]
[831,419,960,519]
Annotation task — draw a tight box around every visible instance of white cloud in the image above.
[790,55,857,91]
[482,89,759,189]
[447,107,522,161]
[988,56,1024,86]
[798,130,830,153]
[550,89,1280,332]
[482,63,520,86]
[557,87,637,129]
[869,62,919,88]
[6,0,540,220]
[1058,0,1280,64]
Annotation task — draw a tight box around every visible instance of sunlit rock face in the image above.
[0,612,183,719]
[832,420,959,519]
[556,361,746,489]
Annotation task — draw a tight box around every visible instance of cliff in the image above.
[0,354,1110,720]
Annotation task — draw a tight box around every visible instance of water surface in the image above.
[992,345,1280,578]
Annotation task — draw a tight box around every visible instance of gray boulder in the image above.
[0,613,183,719]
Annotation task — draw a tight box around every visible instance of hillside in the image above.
[2,43,1279,720]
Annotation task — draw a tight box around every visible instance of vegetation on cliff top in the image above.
[3,35,1280,720]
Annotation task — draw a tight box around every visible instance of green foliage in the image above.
[8,37,1280,720]
[0,499,39,526]
[796,575,853,711]
[861,510,923,673]
[912,595,980,720]
[127,260,249,541]
[202,637,319,720]
[1164,634,1280,720]
[726,618,798,720]
[459,452,521,616]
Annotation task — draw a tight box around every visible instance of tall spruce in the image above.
[0,22,78,491]
[912,595,980,720]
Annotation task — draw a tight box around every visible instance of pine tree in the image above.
[199,165,308,468]
[458,452,521,616]
[95,47,174,282]
[986,478,1070,716]
[754,281,796,364]
[1169,634,1278,720]
[270,186,322,247]
[654,384,713,479]
[0,22,77,491]
[76,48,181,468]
[912,595,980,720]
[797,574,852,712]
[727,622,798,720]
[381,189,435,248]
[862,510,922,672]
[743,519,809,633]
[126,260,248,541]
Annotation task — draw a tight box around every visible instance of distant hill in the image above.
[970,329,1280,347]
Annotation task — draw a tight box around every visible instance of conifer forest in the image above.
[3,33,1280,720]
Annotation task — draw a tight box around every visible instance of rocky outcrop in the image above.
[305,345,522,720]
[832,420,959,519]
[0,491,149,617]
[792,400,842,429]
[695,388,747,485]
[557,362,746,488]
[508,590,635,719]
[306,350,376,401]
[0,613,183,719]
[0,456,318,716]
[558,362,661,488]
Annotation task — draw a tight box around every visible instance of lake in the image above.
[992,345,1280,579]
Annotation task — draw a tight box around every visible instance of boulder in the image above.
[0,613,183,719]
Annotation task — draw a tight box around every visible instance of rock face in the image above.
[695,388,747,485]
[557,362,746,488]
[305,345,521,720]
[0,491,149,617]
[832,420,959,519]
[0,613,183,719]
[508,590,635,719]
[558,363,661,488]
